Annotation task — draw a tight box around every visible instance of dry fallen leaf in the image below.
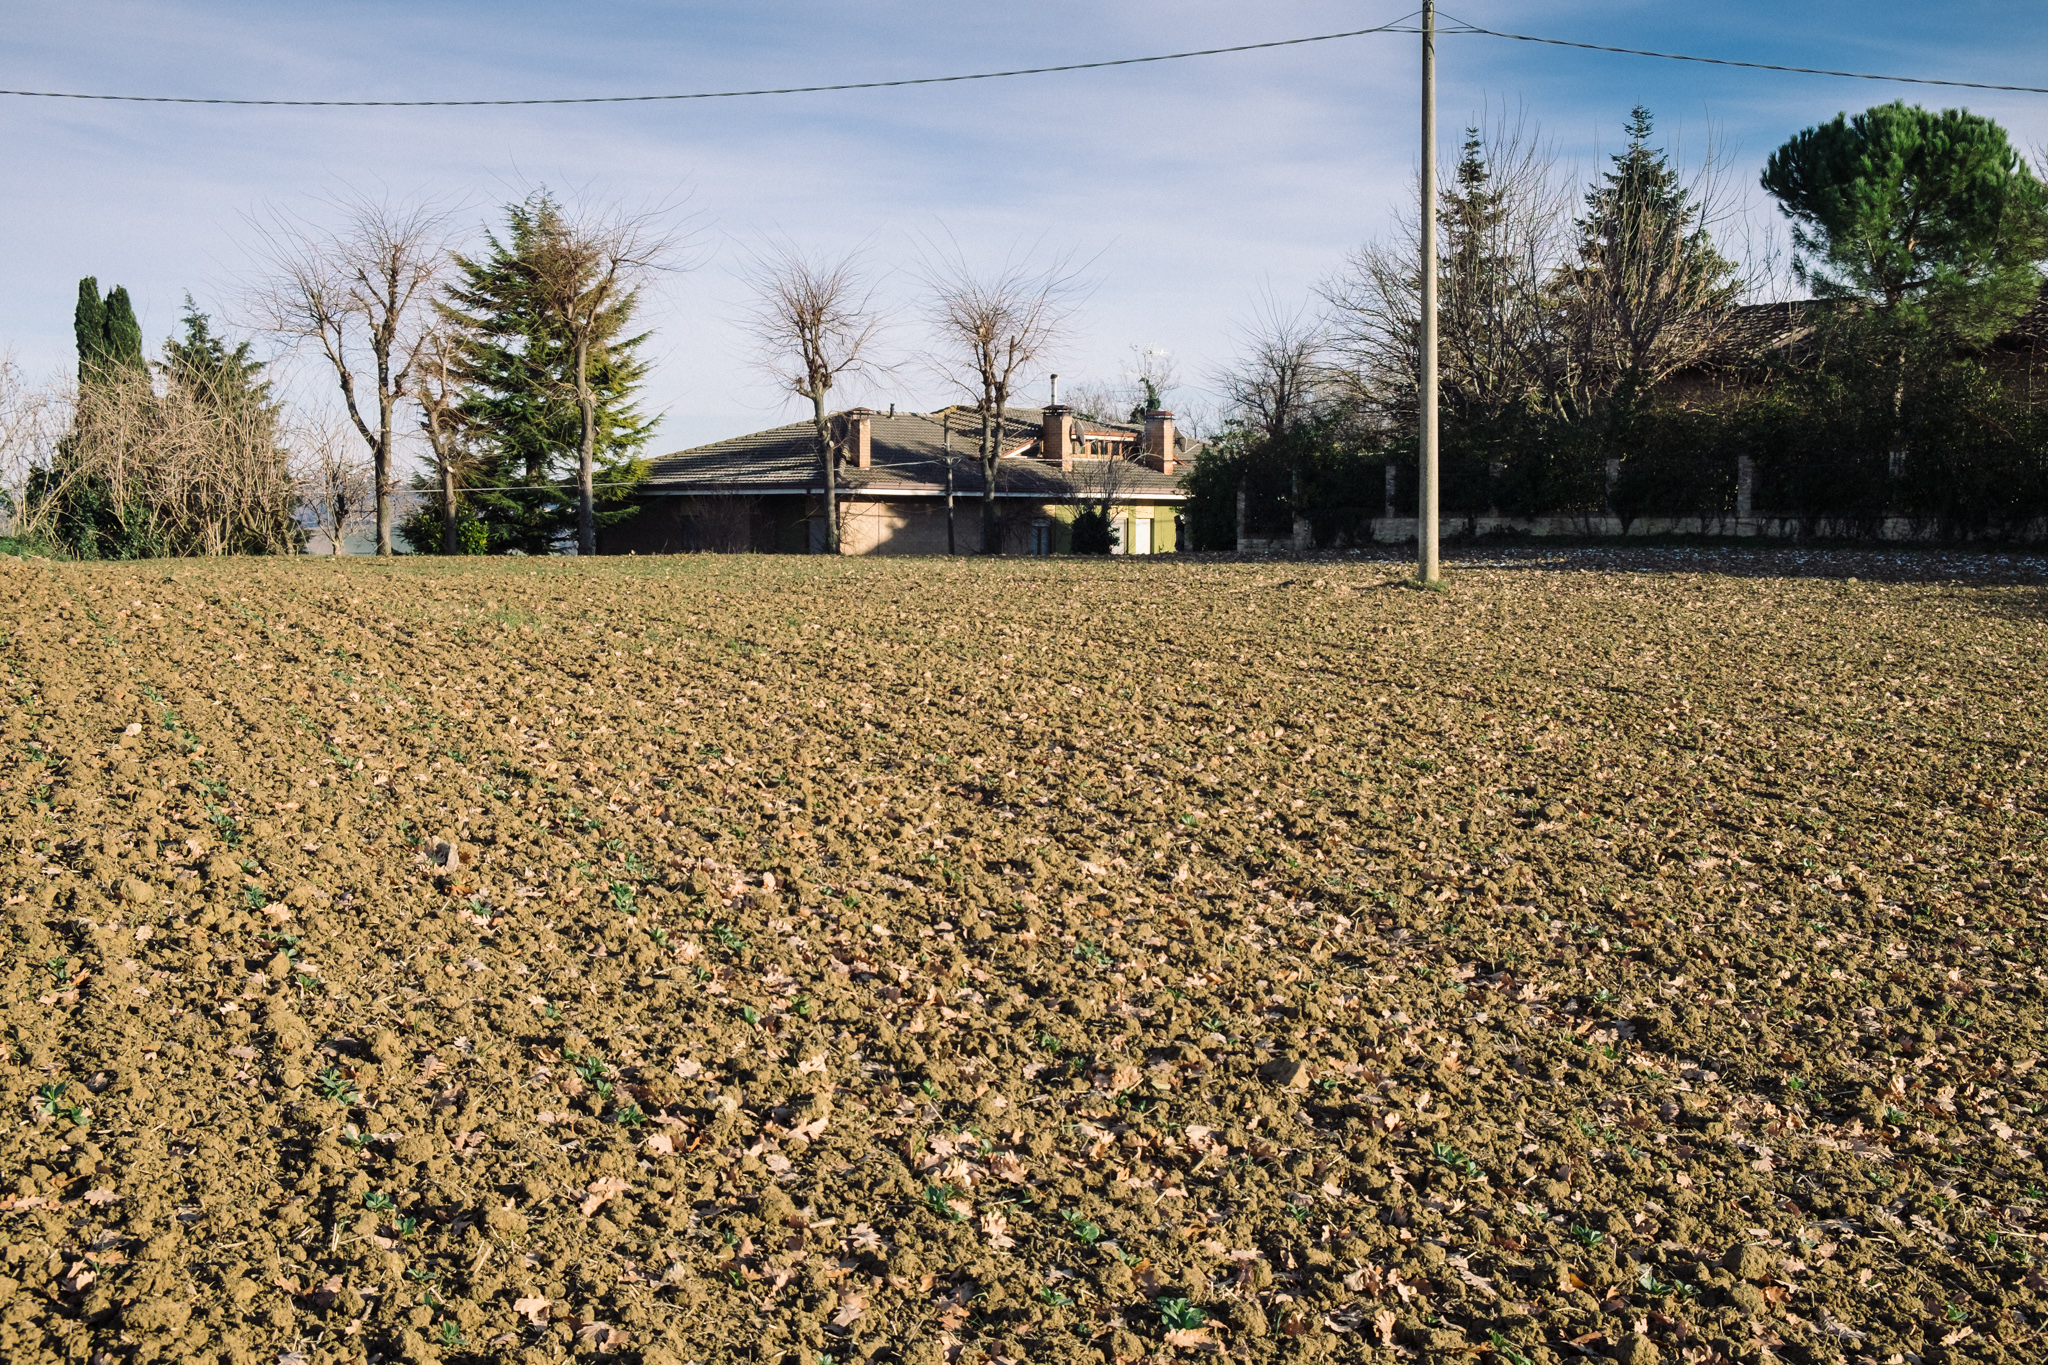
[579,1177,630,1216]
[514,1296,550,1326]
[575,1322,631,1353]
[830,1294,866,1328]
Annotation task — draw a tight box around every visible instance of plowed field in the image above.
[1,552,2044,1365]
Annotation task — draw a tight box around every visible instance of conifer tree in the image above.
[73,278,145,382]
[1565,106,1741,397]
[436,192,655,554]
[1762,101,2048,343]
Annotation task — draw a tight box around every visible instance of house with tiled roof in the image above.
[600,404,1194,555]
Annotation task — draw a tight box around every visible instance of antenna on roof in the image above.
[888,403,895,417]
[1049,373,1059,407]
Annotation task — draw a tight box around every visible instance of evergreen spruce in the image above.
[432,192,654,554]
[1568,106,1741,393]
[161,296,272,414]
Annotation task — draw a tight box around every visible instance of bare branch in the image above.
[740,242,888,554]
[248,191,454,554]
[1216,295,1333,443]
[919,239,1083,553]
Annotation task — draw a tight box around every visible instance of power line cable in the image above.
[1441,17,2048,96]
[4,14,2045,107]
[0,17,1422,106]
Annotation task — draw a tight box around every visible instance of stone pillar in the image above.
[1736,454,1755,528]
[1292,514,1313,551]
[1384,463,1397,519]
[1235,486,1247,550]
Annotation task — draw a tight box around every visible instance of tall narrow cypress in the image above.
[73,277,146,381]
[73,278,107,379]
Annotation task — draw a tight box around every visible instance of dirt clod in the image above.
[0,553,2043,1364]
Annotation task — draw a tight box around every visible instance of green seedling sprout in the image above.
[1060,1210,1102,1246]
[923,1185,965,1222]
[317,1067,361,1105]
[1431,1141,1484,1180]
[363,1192,396,1212]
[1158,1299,1205,1332]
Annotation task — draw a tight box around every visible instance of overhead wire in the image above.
[0,16,1423,106]
[1,13,2044,108]
[1441,17,2048,97]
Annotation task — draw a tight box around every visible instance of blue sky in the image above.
[5,1,2048,453]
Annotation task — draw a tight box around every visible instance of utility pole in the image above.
[944,415,957,556]
[1418,0,1441,583]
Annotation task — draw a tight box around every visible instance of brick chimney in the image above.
[1142,410,1176,474]
[844,408,875,469]
[1041,405,1073,470]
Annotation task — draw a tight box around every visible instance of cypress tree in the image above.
[73,278,107,380]
[73,278,146,381]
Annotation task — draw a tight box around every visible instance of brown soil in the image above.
[1,553,2044,1365]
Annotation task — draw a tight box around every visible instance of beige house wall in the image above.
[831,498,1184,555]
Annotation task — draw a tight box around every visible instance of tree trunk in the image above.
[374,375,394,557]
[814,390,837,554]
[979,404,998,555]
[441,457,459,555]
[576,331,597,556]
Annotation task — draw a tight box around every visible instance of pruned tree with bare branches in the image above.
[514,201,677,556]
[252,194,451,555]
[923,245,1078,553]
[741,245,885,555]
[413,324,477,554]
[299,423,374,555]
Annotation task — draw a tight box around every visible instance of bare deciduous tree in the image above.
[253,194,451,555]
[741,245,885,555]
[1061,440,1144,553]
[414,325,477,554]
[923,245,1079,553]
[1219,298,1332,444]
[299,423,374,556]
[517,203,677,556]
[1325,119,1569,426]
[0,356,64,542]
